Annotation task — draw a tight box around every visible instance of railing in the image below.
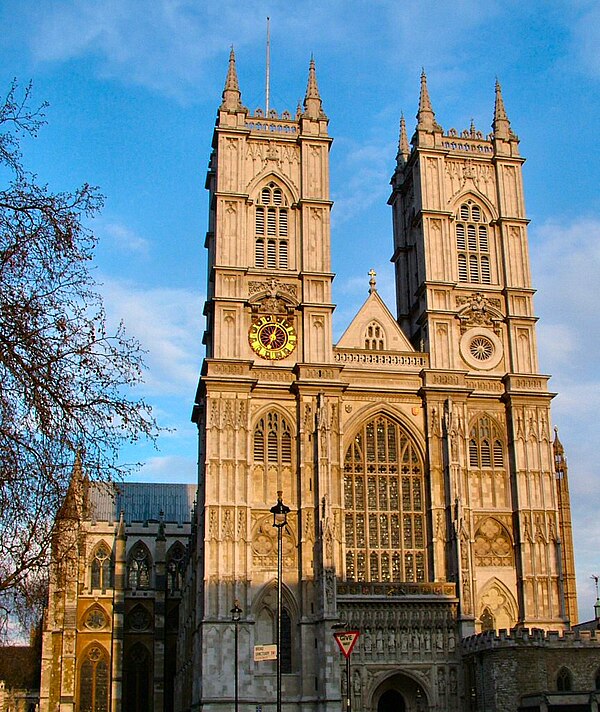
[337,581,456,597]
[334,350,428,368]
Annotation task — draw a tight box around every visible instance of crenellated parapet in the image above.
[462,626,600,653]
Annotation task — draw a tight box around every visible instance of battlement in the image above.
[462,627,600,653]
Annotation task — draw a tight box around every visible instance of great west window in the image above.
[344,415,427,583]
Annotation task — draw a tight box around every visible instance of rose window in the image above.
[469,335,494,361]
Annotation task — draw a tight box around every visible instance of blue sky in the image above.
[1,1,599,619]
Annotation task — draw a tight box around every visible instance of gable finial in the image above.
[368,268,377,294]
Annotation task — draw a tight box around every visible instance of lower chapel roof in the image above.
[88,482,196,526]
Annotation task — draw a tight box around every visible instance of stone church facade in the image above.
[35,53,600,712]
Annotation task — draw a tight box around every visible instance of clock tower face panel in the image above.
[248,314,297,360]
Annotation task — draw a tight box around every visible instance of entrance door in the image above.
[378,689,406,712]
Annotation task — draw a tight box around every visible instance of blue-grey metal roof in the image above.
[88,482,197,526]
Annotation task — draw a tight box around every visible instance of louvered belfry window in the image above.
[343,415,427,583]
[253,412,292,466]
[456,200,491,284]
[468,415,505,469]
[255,183,289,269]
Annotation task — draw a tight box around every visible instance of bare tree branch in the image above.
[0,82,159,638]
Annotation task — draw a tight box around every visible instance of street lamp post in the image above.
[270,491,290,712]
[231,601,242,712]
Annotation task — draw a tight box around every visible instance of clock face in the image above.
[249,314,297,360]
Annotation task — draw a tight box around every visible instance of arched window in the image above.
[166,542,186,595]
[469,416,505,469]
[124,643,151,712]
[256,603,294,674]
[480,607,495,632]
[364,321,386,351]
[79,645,110,712]
[90,543,112,592]
[456,200,492,284]
[127,543,152,590]
[253,412,293,466]
[344,415,427,583]
[556,667,573,692]
[255,182,289,270]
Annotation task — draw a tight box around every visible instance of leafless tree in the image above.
[0,81,158,636]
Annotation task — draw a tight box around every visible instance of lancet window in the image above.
[127,542,152,590]
[456,200,491,284]
[90,543,112,592]
[124,643,151,712]
[343,415,427,583]
[256,604,293,674]
[166,541,186,595]
[79,645,110,712]
[469,416,505,469]
[364,321,385,350]
[253,412,293,466]
[480,608,495,632]
[556,668,573,692]
[255,182,289,270]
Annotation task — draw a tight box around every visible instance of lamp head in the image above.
[270,491,290,528]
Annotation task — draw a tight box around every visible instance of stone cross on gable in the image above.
[368,268,377,293]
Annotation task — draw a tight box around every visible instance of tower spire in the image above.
[416,69,439,131]
[303,56,326,119]
[220,46,244,112]
[397,112,410,164]
[57,449,87,521]
[492,79,512,140]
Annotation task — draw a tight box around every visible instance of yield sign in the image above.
[333,630,360,658]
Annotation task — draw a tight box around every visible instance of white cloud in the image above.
[531,216,600,619]
[570,2,600,79]
[137,454,197,483]
[99,277,203,398]
[101,220,150,255]
[20,0,508,101]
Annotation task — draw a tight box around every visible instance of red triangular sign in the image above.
[334,630,360,658]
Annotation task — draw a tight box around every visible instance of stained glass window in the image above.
[127,543,152,590]
[343,415,427,582]
[90,544,112,591]
[79,646,110,712]
[166,542,186,594]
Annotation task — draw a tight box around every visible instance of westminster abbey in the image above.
[29,52,600,712]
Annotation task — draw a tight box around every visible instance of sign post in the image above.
[333,631,360,712]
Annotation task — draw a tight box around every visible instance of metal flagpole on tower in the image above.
[265,16,271,116]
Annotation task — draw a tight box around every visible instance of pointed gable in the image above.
[336,290,415,352]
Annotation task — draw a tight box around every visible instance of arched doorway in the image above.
[378,689,406,712]
[373,673,427,712]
